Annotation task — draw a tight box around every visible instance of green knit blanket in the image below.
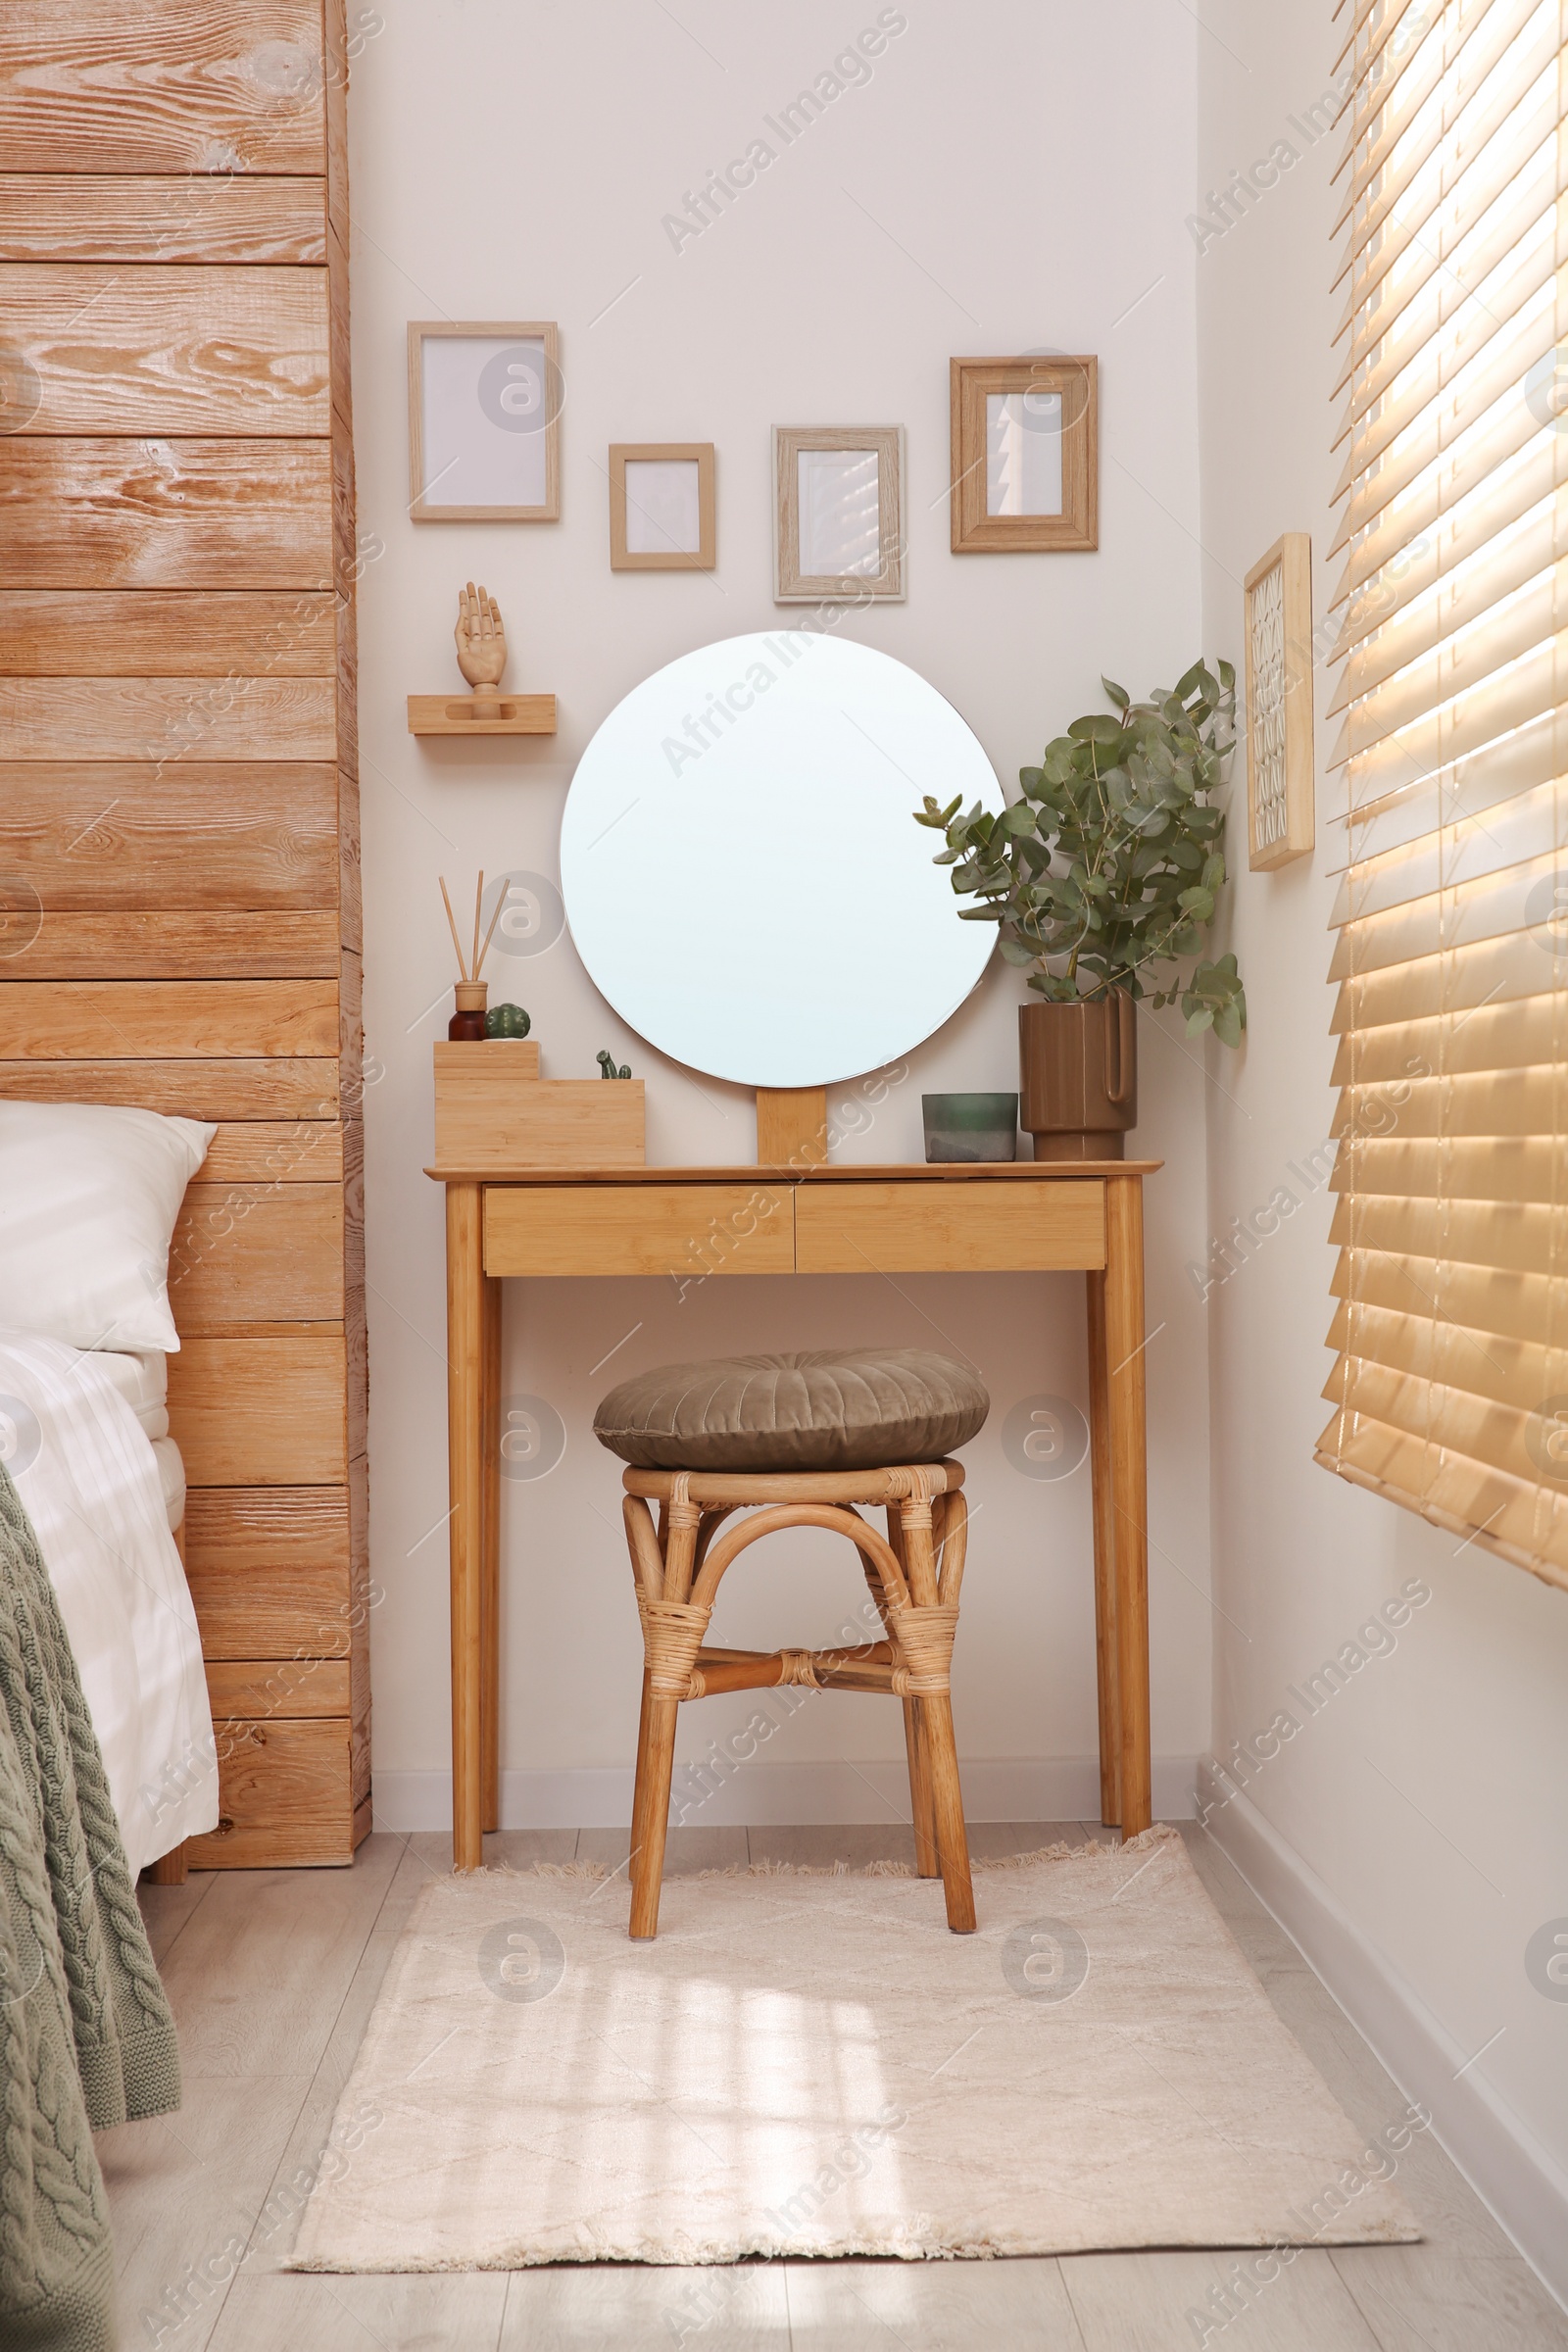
[0,1463,182,2352]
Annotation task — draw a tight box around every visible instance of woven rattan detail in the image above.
[886,1601,960,1695]
[638,1595,713,1698]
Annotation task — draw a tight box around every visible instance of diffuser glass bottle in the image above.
[449,983,487,1041]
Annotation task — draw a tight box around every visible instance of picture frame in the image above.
[773,424,906,603]
[609,443,715,571]
[1244,531,1315,870]
[408,320,561,522]
[949,356,1098,553]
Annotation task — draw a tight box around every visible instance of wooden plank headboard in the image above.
[0,0,368,1868]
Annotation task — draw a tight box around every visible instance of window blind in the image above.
[1319,0,1568,1590]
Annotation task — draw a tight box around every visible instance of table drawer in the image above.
[485,1184,795,1278]
[794,1181,1105,1273]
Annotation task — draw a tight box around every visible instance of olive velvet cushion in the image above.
[593,1348,990,1474]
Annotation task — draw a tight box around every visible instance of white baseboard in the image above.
[1198,1759,1568,2311]
[370,1753,1199,1834]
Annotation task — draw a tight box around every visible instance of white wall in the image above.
[1194,0,1568,2294]
[347,0,1214,1830]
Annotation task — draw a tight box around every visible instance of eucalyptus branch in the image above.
[913,660,1248,1047]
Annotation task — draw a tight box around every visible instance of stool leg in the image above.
[921,1691,975,1933]
[628,1667,656,1909]
[903,1699,939,1880]
[629,1694,680,1938]
[899,1495,975,1934]
[885,1505,939,1877]
[628,1491,700,1940]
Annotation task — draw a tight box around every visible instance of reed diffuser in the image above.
[439,872,507,1040]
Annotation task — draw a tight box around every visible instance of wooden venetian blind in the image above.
[1319,0,1568,1589]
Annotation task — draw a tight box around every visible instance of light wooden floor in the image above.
[111,1821,1568,2352]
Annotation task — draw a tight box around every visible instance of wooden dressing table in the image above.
[430,1156,1158,1872]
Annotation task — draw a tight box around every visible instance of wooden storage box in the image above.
[433,1041,644,1169]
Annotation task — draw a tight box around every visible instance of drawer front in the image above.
[485,1184,795,1278]
[185,1717,354,1869]
[795,1181,1105,1273]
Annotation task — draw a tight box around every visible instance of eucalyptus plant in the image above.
[914,660,1247,1045]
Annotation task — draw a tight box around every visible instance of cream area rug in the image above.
[288,1828,1422,2270]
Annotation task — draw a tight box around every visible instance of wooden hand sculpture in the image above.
[455,580,507,717]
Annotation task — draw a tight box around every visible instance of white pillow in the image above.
[0,1102,216,1352]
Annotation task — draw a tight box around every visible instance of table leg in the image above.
[446,1181,485,1871]
[1085,1267,1122,1826]
[1102,1174,1152,1838]
[480,1264,502,1835]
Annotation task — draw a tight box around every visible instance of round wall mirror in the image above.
[559,632,1004,1088]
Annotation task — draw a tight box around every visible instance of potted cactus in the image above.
[914,661,1246,1158]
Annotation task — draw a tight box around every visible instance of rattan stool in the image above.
[618,1459,974,1939]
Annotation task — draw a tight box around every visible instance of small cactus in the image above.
[485,1002,530,1039]
[596,1050,631,1080]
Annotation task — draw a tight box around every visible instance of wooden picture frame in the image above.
[950,356,1098,553]
[773,424,905,603]
[1244,532,1315,870]
[609,443,715,571]
[408,320,561,522]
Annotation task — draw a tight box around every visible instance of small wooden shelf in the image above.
[408,694,557,737]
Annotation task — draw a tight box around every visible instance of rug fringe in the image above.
[973,1824,1177,1870]
[447,1824,1176,1886]
[457,1859,612,1882]
[690,1859,877,1881]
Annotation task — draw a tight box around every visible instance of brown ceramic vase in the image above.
[1018,996,1138,1160]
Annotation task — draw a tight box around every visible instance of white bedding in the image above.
[0,1326,217,1874]
[151,1434,187,1531]
[88,1345,171,1443]
[81,1348,187,1528]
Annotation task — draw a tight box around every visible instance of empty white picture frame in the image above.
[408,321,561,522]
[950,357,1098,552]
[1244,531,1315,869]
[610,443,715,570]
[773,425,906,602]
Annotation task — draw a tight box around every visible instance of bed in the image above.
[0,1100,221,1878]
[0,1329,217,1876]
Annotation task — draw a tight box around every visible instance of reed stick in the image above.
[438,875,468,982]
[474,880,509,980]
[471,872,484,985]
